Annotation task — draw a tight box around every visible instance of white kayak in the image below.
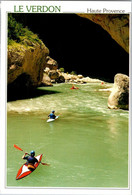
[47,116,59,123]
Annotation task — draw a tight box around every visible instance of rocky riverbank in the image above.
[42,68,129,110]
[41,67,104,86]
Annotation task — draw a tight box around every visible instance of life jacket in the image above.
[28,163,36,170]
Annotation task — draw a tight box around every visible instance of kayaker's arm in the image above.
[40,161,50,166]
[22,152,29,159]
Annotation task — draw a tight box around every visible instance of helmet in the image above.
[52,110,55,113]
[30,150,35,157]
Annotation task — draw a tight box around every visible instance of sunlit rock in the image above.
[41,72,53,86]
[46,56,58,70]
[108,73,129,110]
[8,41,49,89]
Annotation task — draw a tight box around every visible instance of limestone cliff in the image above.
[78,14,129,53]
[8,41,49,90]
[8,14,50,100]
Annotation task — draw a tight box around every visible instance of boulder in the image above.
[46,56,58,70]
[41,72,53,86]
[44,67,50,73]
[56,75,65,83]
[78,74,83,79]
[108,73,129,110]
[61,73,72,81]
[48,70,59,80]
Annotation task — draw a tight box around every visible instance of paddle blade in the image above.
[14,144,23,151]
[41,162,50,166]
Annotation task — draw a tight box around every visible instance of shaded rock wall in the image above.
[78,14,129,53]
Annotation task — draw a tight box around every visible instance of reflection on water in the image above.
[7,83,128,187]
[107,118,119,139]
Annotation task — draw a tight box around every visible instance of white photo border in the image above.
[0,1,131,195]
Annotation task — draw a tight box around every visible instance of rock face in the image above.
[48,70,59,80]
[78,14,129,53]
[48,70,65,83]
[46,56,58,70]
[8,41,49,92]
[108,73,129,110]
[41,72,53,86]
[56,75,65,83]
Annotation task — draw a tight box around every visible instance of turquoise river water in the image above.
[7,83,129,188]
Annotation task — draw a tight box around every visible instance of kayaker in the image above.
[22,150,38,171]
[48,110,56,119]
[70,84,79,89]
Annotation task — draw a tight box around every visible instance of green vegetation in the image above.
[59,67,65,73]
[8,14,42,46]
[70,71,77,75]
[59,68,77,75]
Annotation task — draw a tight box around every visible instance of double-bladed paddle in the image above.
[13,144,50,166]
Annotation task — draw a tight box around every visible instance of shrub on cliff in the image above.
[70,71,77,75]
[8,14,42,46]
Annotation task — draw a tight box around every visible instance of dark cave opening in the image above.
[12,13,129,83]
